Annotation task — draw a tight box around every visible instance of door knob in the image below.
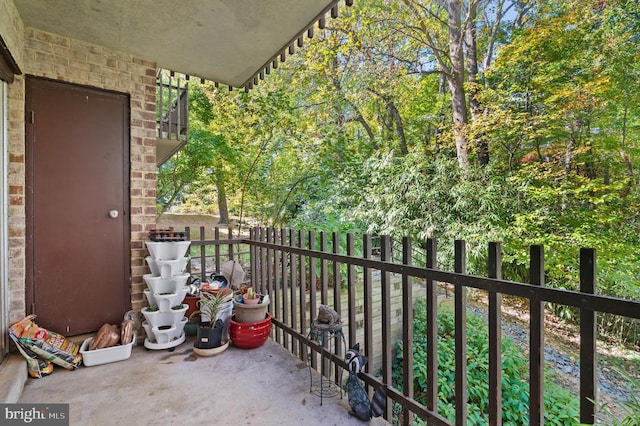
[108,210,119,219]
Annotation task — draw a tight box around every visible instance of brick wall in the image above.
[2,0,26,328]
[6,26,158,323]
[0,0,24,67]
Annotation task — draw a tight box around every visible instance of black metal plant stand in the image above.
[307,321,346,405]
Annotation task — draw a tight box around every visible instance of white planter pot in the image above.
[144,317,188,344]
[143,274,189,295]
[141,304,188,328]
[145,241,191,261]
[145,256,190,278]
[144,287,188,311]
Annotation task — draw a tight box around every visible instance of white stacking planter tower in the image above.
[142,240,191,350]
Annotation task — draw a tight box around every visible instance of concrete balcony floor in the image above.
[17,337,391,426]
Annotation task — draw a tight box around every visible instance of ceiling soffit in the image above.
[13,0,354,90]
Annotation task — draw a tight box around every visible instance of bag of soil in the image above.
[9,315,82,370]
[8,331,54,378]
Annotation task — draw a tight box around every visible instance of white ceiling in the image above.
[13,0,342,88]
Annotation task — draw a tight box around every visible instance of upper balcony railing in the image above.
[184,226,640,426]
[155,70,189,166]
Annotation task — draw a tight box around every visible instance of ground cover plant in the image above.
[392,299,579,425]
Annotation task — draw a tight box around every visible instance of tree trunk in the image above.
[401,0,469,168]
[619,90,633,197]
[447,0,469,170]
[332,74,378,150]
[386,99,408,155]
[216,174,229,224]
[465,1,488,166]
[465,2,479,117]
[561,138,575,210]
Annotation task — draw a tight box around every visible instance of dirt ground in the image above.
[156,213,243,239]
[157,212,224,229]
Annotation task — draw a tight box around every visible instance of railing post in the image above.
[320,231,328,305]
[167,73,173,137]
[580,248,597,424]
[253,228,258,289]
[529,244,545,426]
[309,230,317,370]
[425,238,438,414]
[346,233,356,349]
[332,231,342,384]
[363,234,373,388]
[259,227,267,295]
[249,228,255,287]
[200,226,207,280]
[157,72,163,138]
[266,228,274,338]
[332,231,341,315]
[279,229,287,346]
[488,242,502,426]
[454,239,467,426]
[185,226,192,274]
[273,228,281,343]
[289,229,298,356]
[381,235,392,421]
[297,229,307,361]
[319,231,329,378]
[228,225,234,260]
[402,236,414,426]
[214,227,220,274]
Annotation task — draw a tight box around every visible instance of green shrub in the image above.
[392,299,579,425]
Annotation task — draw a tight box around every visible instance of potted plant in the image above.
[242,287,260,305]
[191,288,233,353]
[233,288,270,323]
[228,288,272,349]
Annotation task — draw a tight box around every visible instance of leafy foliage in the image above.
[342,152,515,274]
[159,0,640,344]
[392,300,580,425]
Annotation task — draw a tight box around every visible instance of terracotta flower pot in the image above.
[183,295,201,320]
[242,294,261,305]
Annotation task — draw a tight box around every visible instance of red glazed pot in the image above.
[229,312,272,349]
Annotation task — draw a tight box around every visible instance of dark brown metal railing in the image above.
[186,226,640,425]
[156,70,188,141]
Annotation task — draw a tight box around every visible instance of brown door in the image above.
[25,77,130,336]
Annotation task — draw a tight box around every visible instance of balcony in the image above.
[17,226,640,425]
[186,226,639,425]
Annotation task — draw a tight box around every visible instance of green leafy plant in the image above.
[393,299,579,425]
[190,289,233,328]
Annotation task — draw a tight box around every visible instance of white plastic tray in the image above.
[80,332,136,367]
